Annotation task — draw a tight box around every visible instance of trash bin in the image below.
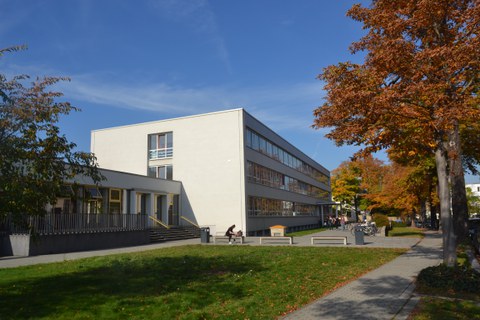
[200,227,210,243]
[354,227,364,245]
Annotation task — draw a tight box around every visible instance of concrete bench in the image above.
[311,236,347,245]
[259,236,293,245]
[213,235,244,244]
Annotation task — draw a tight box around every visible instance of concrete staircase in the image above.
[149,226,200,243]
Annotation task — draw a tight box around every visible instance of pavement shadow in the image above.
[289,275,419,320]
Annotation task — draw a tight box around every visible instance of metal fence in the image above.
[0,213,149,235]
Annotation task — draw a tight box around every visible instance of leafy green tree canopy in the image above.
[0,46,102,219]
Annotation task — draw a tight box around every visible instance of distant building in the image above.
[466,183,480,197]
[467,183,480,218]
[91,108,332,235]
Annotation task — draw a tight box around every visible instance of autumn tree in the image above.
[313,1,480,265]
[332,156,389,218]
[0,46,102,222]
[330,160,362,217]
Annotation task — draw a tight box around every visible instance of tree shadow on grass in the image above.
[0,250,264,319]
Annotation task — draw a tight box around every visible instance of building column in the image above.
[320,205,324,227]
[146,192,154,227]
[129,190,137,214]
[122,190,128,214]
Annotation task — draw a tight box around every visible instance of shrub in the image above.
[417,264,480,294]
[373,214,390,228]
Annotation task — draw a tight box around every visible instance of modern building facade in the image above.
[1,168,183,256]
[91,109,331,235]
[58,168,182,223]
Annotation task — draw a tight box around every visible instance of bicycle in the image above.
[350,222,378,236]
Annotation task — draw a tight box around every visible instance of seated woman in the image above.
[225,224,235,244]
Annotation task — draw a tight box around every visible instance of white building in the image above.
[466,183,480,197]
[91,109,332,236]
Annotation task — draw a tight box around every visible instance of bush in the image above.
[373,214,390,228]
[417,264,480,294]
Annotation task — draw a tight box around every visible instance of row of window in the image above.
[148,165,173,180]
[246,162,330,201]
[55,187,179,220]
[54,186,123,215]
[149,132,173,160]
[247,196,318,217]
[245,128,329,185]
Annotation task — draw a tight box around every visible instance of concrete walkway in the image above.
[281,231,443,320]
[0,238,201,269]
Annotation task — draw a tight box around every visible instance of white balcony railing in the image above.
[149,147,173,160]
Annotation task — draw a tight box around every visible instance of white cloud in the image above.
[55,73,324,131]
[3,61,325,133]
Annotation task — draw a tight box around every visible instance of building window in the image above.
[246,161,330,200]
[149,132,173,159]
[245,128,330,186]
[109,189,122,214]
[247,196,317,217]
[148,165,173,180]
[84,187,104,214]
[137,193,147,214]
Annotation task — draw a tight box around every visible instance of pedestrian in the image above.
[328,216,334,230]
[340,215,346,230]
[225,224,236,244]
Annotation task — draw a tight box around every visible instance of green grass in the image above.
[286,227,326,237]
[410,296,480,320]
[388,226,425,238]
[0,245,406,320]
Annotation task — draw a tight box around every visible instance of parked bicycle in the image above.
[350,222,378,236]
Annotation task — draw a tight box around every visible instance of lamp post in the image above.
[354,194,359,222]
[354,190,367,222]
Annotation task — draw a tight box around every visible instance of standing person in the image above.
[340,215,346,230]
[328,216,334,230]
[225,224,235,244]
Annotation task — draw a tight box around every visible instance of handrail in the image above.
[180,216,200,228]
[149,216,170,229]
[2,213,149,234]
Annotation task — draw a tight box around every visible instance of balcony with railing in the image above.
[149,147,173,160]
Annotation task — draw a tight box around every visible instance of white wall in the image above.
[467,183,480,197]
[91,124,149,176]
[91,109,246,234]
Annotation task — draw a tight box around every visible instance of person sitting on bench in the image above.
[225,224,236,244]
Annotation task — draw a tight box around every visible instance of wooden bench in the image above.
[213,234,244,244]
[259,236,293,245]
[311,236,347,245]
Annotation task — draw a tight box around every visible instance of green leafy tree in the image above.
[0,46,102,221]
[466,187,480,217]
[330,160,362,209]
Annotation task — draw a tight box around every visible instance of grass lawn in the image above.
[409,242,480,319]
[388,226,425,238]
[286,227,326,237]
[409,296,480,319]
[0,245,406,320]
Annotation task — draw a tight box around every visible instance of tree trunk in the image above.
[410,209,416,228]
[448,122,469,243]
[435,144,456,266]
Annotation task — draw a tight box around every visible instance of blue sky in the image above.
[2,0,478,182]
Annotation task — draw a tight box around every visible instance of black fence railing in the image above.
[0,213,149,235]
